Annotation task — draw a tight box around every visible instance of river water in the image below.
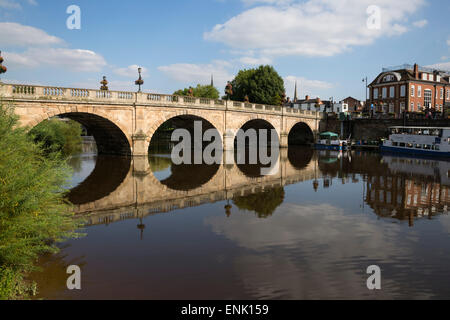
[31,144,450,300]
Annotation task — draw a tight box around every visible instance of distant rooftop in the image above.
[382,64,449,75]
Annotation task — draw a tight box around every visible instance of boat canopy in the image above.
[319,132,339,138]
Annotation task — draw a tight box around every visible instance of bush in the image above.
[0,102,81,299]
[29,118,83,157]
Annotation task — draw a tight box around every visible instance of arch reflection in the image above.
[67,155,131,205]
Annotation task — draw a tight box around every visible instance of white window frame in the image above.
[400,85,406,97]
[390,86,395,98]
[373,88,378,99]
[418,85,422,98]
[411,85,415,97]
[382,87,387,99]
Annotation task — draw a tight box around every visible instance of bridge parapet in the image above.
[1,83,324,120]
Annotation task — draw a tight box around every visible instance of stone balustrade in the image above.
[0,82,324,119]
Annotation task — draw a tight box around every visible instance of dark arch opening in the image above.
[52,112,131,156]
[149,115,222,191]
[288,122,314,146]
[234,119,279,178]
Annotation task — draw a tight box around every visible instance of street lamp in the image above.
[362,77,368,106]
[100,76,109,91]
[135,67,144,92]
[0,51,7,81]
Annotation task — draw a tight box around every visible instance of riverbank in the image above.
[0,103,82,300]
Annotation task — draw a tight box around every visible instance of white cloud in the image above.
[4,48,107,72]
[285,75,334,99]
[239,56,273,65]
[447,38,450,47]
[204,0,426,59]
[113,64,149,78]
[425,62,450,72]
[158,60,234,90]
[413,19,428,28]
[0,0,21,9]
[0,22,62,47]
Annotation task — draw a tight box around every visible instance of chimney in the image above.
[414,63,419,79]
[305,95,310,101]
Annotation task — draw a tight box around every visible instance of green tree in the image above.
[0,102,81,299]
[174,84,219,99]
[227,65,285,105]
[29,119,83,157]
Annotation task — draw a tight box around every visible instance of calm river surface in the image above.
[31,146,450,299]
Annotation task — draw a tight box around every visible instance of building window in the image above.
[440,88,444,99]
[447,89,450,100]
[400,85,406,97]
[373,88,378,99]
[422,74,427,80]
[418,85,422,97]
[418,103,421,110]
[424,89,432,108]
[400,102,405,111]
[411,85,415,97]
[389,103,394,113]
[382,87,387,98]
[390,86,395,98]
[411,102,414,111]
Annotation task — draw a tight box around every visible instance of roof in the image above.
[319,132,339,137]
[389,126,450,130]
[369,66,450,87]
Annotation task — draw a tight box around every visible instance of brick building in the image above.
[367,64,450,117]
[341,96,364,113]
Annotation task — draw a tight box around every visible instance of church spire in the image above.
[294,80,298,102]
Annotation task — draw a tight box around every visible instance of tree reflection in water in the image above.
[233,187,285,218]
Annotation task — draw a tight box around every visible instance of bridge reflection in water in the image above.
[31,147,450,300]
[68,148,449,228]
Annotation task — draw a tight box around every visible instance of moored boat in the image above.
[314,132,348,151]
[381,126,450,157]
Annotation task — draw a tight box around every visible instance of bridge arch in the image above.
[146,110,224,150]
[26,109,132,156]
[287,121,315,146]
[231,115,280,142]
[145,110,224,150]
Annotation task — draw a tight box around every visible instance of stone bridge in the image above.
[0,83,324,156]
[68,149,321,226]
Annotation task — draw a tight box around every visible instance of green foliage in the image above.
[233,187,285,218]
[0,102,82,299]
[29,118,83,157]
[174,84,220,99]
[227,65,285,105]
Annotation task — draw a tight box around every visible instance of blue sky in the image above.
[0,0,449,101]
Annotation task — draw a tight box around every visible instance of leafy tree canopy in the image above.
[174,84,219,99]
[227,65,285,105]
[29,119,83,157]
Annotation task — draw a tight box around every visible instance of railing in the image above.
[43,87,65,96]
[0,83,324,119]
[12,85,35,95]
